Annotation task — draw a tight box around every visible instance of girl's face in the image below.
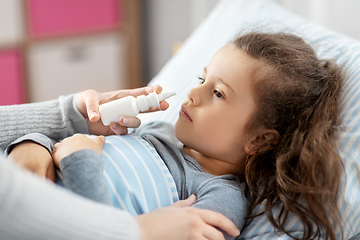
[174,45,260,173]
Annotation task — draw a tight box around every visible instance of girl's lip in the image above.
[179,105,192,122]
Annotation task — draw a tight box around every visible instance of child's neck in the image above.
[183,146,240,176]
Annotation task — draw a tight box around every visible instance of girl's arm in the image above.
[191,179,248,240]
[59,149,113,205]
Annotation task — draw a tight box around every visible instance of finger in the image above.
[83,90,101,122]
[94,136,106,148]
[159,100,169,111]
[53,142,60,149]
[119,116,141,128]
[110,122,128,135]
[131,85,163,96]
[147,85,162,94]
[199,210,240,237]
[113,85,161,100]
[98,85,164,106]
[171,194,196,208]
[140,100,170,114]
[203,226,226,240]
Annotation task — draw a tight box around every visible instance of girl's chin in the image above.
[174,121,187,144]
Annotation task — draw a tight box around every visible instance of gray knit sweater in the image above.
[0,94,140,240]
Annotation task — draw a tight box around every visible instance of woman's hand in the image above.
[8,141,56,182]
[52,134,106,168]
[136,195,240,240]
[76,85,169,135]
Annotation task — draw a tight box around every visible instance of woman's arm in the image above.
[0,94,87,150]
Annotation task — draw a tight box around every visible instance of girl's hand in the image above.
[76,85,169,136]
[52,134,106,168]
[8,141,56,182]
[136,195,240,240]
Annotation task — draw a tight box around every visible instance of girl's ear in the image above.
[244,129,280,155]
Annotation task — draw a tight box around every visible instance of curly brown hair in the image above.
[232,32,344,239]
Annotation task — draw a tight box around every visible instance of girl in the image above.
[9,32,344,240]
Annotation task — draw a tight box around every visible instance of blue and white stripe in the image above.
[101,134,178,215]
[138,0,360,238]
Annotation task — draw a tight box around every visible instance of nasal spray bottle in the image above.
[99,91,176,126]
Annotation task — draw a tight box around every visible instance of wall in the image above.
[275,0,360,41]
[141,0,218,83]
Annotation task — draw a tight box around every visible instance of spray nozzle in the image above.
[136,91,176,111]
[156,91,177,101]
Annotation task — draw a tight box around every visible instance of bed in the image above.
[137,0,360,239]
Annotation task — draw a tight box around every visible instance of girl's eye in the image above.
[197,76,224,99]
[214,90,224,99]
[198,76,205,84]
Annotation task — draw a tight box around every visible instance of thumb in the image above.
[83,91,100,122]
[170,194,196,208]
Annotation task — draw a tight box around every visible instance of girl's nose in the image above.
[187,87,202,106]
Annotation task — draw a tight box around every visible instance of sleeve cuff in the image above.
[66,93,90,134]
[5,133,55,156]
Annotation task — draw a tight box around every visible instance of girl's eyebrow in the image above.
[204,67,235,93]
[219,79,235,93]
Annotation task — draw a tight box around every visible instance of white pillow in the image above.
[139,0,360,238]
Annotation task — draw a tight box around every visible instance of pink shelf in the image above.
[0,50,24,105]
[27,0,122,37]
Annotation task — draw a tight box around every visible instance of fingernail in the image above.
[111,123,117,129]
[100,136,106,143]
[90,111,98,120]
[234,229,240,236]
[120,117,127,125]
[155,84,161,92]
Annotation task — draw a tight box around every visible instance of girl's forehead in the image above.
[208,45,261,78]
